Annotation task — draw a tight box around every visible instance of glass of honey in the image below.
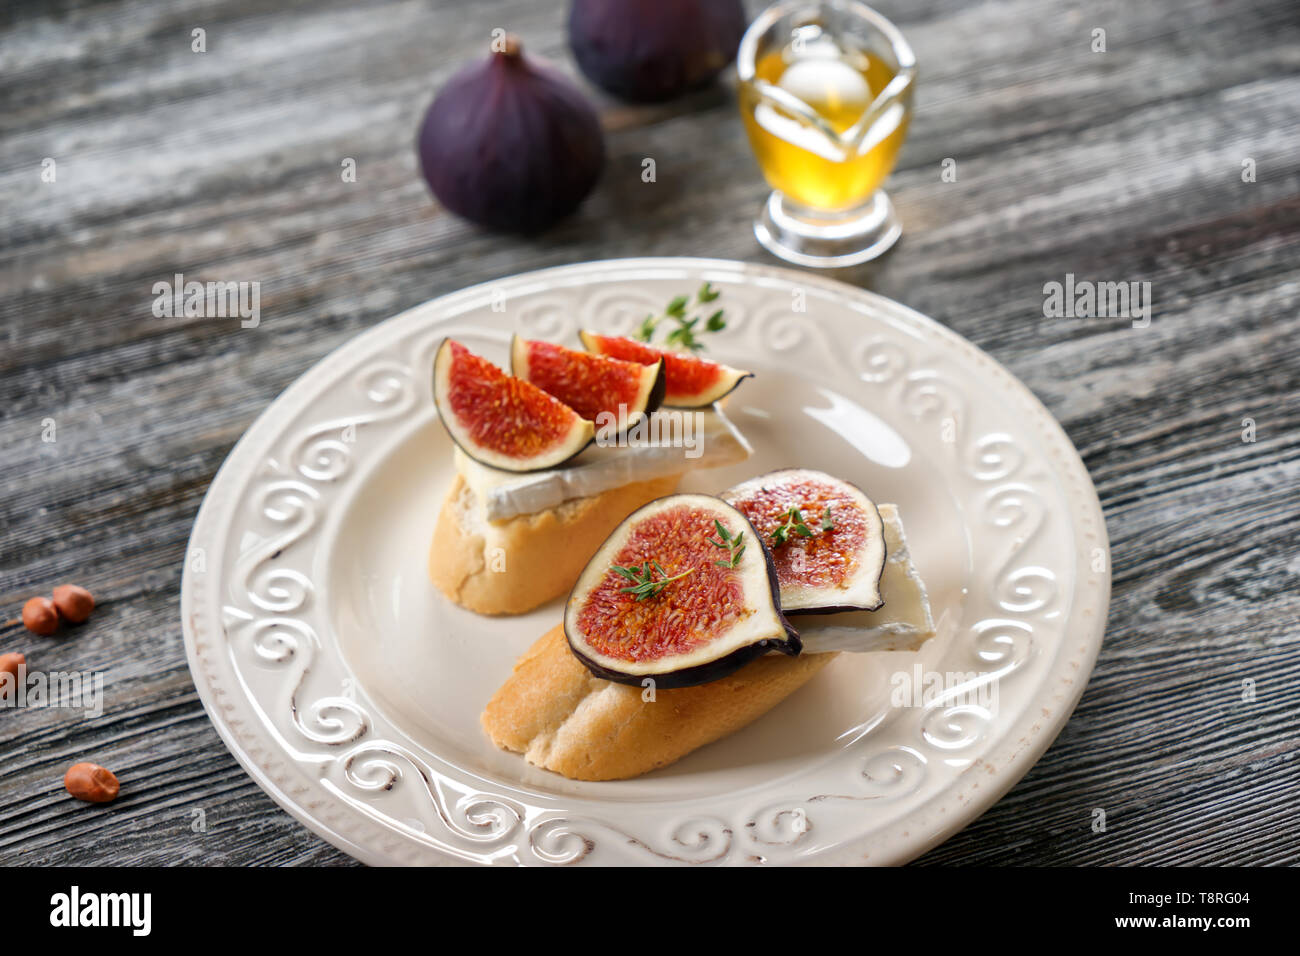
[738,1,916,268]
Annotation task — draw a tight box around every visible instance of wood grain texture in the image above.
[1,0,1297,866]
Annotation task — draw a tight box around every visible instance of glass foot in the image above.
[754,190,901,268]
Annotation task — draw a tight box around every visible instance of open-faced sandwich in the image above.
[482,469,936,780]
[428,305,755,615]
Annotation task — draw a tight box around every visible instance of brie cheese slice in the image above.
[455,405,753,522]
[797,504,937,654]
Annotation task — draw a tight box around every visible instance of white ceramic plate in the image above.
[181,257,1109,866]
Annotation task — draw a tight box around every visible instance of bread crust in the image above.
[482,625,837,780]
[429,473,682,616]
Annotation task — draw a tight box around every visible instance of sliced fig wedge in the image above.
[509,335,666,433]
[578,331,752,407]
[433,338,594,472]
[724,469,887,613]
[564,493,799,688]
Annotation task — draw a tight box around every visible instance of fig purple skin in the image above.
[417,38,606,234]
[568,0,748,103]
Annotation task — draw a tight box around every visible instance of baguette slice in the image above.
[429,472,682,616]
[482,625,836,781]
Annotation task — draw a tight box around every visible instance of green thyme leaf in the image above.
[610,561,694,601]
[636,287,727,353]
[635,314,658,342]
[707,520,746,568]
[771,507,819,547]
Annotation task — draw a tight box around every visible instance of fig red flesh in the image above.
[433,339,594,472]
[579,331,751,406]
[511,336,665,427]
[725,469,887,613]
[576,503,747,663]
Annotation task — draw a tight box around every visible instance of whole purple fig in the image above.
[417,35,606,234]
[568,0,748,103]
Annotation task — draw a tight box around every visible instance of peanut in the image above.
[52,584,94,624]
[22,597,58,636]
[64,762,120,803]
[0,652,24,679]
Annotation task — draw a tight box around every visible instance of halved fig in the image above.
[578,331,752,407]
[724,469,887,613]
[564,493,799,688]
[433,338,594,472]
[509,335,666,433]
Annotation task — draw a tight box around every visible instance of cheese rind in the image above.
[795,504,937,653]
[456,405,752,522]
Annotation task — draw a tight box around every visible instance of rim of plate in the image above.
[180,256,1110,866]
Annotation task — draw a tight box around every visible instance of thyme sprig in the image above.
[610,561,694,601]
[707,519,746,569]
[771,508,814,547]
[635,283,726,352]
[772,506,835,547]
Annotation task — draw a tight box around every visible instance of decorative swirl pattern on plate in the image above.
[967,432,1023,483]
[458,795,524,843]
[526,816,734,865]
[753,301,812,353]
[295,693,369,747]
[575,287,665,336]
[811,746,928,804]
[749,297,844,364]
[970,618,1034,672]
[858,745,928,799]
[342,743,522,844]
[852,337,909,383]
[235,479,318,613]
[746,805,813,847]
[515,295,573,340]
[899,370,966,445]
[290,360,417,482]
[242,617,369,745]
[624,817,734,864]
[223,358,430,754]
[528,819,596,865]
[984,484,1055,614]
[920,704,993,751]
[249,616,310,665]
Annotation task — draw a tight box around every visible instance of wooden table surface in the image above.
[2,0,1297,866]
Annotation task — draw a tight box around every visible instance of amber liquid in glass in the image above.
[740,34,908,212]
